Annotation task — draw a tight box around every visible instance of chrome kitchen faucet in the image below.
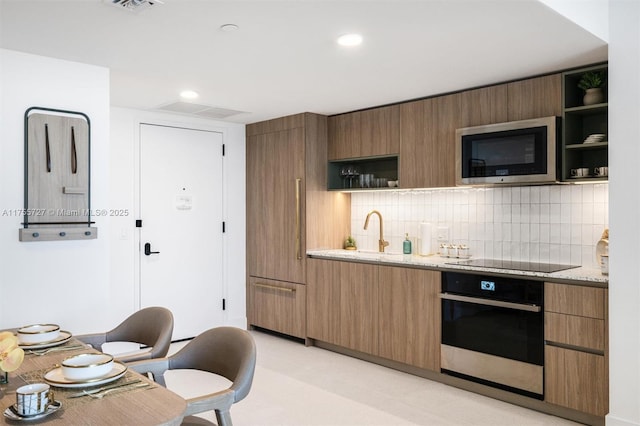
[364,210,389,253]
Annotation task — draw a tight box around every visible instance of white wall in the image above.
[109,108,247,330]
[0,49,247,336]
[607,1,640,425]
[0,49,112,332]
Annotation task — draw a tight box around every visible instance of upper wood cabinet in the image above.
[399,93,462,188]
[460,84,508,127]
[507,73,562,121]
[328,104,400,160]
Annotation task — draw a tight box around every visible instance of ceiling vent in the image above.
[107,0,163,12]
[155,102,247,120]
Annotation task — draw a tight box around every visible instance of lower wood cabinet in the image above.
[307,259,440,371]
[378,266,440,371]
[545,345,607,417]
[544,282,608,418]
[307,259,378,354]
[248,277,306,339]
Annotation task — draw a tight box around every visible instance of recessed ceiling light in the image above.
[220,24,239,32]
[180,90,199,100]
[337,33,363,47]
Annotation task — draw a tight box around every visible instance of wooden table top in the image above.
[1,337,186,425]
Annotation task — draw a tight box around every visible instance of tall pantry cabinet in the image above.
[246,113,349,339]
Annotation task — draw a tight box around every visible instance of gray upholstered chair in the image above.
[128,326,256,426]
[76,306,174,363]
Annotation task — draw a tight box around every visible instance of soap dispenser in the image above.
[403,233,412,254]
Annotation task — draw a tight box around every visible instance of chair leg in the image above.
[215,409,232,426]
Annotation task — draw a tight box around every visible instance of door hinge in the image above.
[222,298,226,310]
[222,221,226,233]
[136,220,142,228]
[222,144,225,156]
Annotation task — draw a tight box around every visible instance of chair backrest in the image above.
[107,306,174,359]
[168,326,256,402]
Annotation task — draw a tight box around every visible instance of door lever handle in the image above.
[144,242,160,256]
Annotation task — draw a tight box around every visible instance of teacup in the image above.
[594,166,608,177]
[16,383,52,416]
[570,167,590,178]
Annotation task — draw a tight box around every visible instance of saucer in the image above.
[3,400,62,421]
[44,361,127,388]
[18,331,72,349]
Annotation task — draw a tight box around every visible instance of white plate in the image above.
[18,331,72,349]
[3,400,62,421]
[44,361,127,388]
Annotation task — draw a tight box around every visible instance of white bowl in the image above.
[17,324,60,344]
[61,353,114,381]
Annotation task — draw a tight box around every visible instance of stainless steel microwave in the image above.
[455,116,559,185]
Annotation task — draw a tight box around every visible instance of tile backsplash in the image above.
[350,184,608,268]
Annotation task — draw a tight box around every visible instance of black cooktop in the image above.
[446,258,580,273]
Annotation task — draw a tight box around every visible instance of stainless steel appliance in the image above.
[440,271,544,399]
[455,116,559,185]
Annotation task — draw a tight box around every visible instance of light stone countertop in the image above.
[307,249,608,287]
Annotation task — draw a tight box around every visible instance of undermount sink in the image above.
[354,250,405,261]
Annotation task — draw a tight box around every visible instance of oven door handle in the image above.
[440,293,541,313]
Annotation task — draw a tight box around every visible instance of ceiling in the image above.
[0,0,607,124]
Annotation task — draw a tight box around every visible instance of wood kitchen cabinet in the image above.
[307,259,441,371]
[378,266,440,371]
[544,282,608,418]
[248,277,306,339]
[399,93,462,188]
[460,84,508,127]
[246,114,349,339]
[507,73,562,121]
[307,259,379,354]
[328,104,400,160]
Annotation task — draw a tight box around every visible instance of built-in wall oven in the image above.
[440,271,544,399]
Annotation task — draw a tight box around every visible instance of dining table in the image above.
[1,334,187,425]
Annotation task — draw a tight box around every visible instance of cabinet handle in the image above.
[254,283,296,293]
[295,178,302,260]
[440,293,541,312]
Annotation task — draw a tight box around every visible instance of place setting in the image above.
[17,324,73,352]
[2,323,153,422]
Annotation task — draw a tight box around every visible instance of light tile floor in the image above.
[166,330,580,426]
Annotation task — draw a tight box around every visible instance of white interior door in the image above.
[139,124,224,340]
